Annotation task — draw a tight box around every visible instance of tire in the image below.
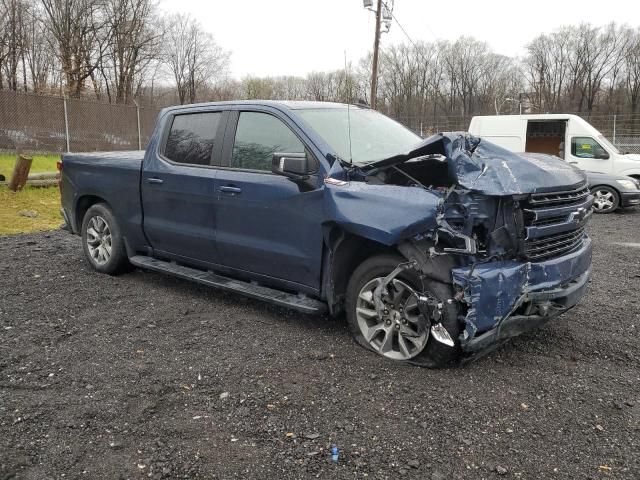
[81,203,130,275]
[591,185,619,213]
[346,254,461,368]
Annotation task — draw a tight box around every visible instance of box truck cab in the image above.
[469,114,640,180]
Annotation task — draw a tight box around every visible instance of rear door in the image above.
[525,120,567,157]
[141,109,227,265]
[214,108,324,290]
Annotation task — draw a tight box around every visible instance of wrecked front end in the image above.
[447,185,593,354]
[326,133,593,359]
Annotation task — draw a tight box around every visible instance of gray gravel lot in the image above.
[1,211,639,479]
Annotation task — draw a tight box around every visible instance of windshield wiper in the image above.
[327,153,357,170]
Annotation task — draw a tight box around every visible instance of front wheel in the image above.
[591,185,619,213]
[345,254,461,367]
[81,203,130,275]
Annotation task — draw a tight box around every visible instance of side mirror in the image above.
[272,152,310,180]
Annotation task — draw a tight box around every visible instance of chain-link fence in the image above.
[0,88,639,155]
[0,89,160,153]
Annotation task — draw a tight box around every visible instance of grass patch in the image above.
[0,153,60,180]
[0,185,62,235]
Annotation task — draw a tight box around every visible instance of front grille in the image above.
[524,227,586,261]
[528,185,591,207]
[521,184,592,261]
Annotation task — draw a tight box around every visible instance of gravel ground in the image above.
[1,211,639,480]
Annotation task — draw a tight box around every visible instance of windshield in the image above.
[598,135,620,155]
[297,108,422,165]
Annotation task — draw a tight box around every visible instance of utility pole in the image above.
[370,0,382,110]
[363,0,393,109]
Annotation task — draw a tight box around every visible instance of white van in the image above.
[468,114,640,180]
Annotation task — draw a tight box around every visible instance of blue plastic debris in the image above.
[331,444,339,463]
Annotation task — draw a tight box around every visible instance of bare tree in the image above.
[576,23,629,112]
[623,28,640,115]
[379,42,442,122]
[305,71,331,101]
[0,3,7,89]
[243,76,275,99]
[0,0,29,91]
[271,76,307,100]
[524,29,573,111]
[23,3,56,93]
[99,0,160,103]
[41,0,110,97]
[163,13,230,104]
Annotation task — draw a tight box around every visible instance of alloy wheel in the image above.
[355,278,429,360]
[592,188,616,213]
[86,215,112,265]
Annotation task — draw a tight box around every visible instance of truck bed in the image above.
[60,150,145,238]
[62,150,145,165]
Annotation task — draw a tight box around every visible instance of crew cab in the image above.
[60,101,593,366]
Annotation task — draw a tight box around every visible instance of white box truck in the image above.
[468,114,640,180]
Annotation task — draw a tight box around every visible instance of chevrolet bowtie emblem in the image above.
[570,207,587,223]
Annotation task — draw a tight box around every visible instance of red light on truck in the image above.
[56,160,62,187]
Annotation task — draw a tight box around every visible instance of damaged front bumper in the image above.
[452,236,592,354]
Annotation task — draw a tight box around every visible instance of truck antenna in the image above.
[344,50,353,164]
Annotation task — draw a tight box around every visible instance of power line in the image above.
[382,1,438,49]
[378,0,441,73]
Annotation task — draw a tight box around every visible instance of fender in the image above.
[323,181,443,246]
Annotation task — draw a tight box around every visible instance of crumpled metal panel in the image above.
[451,237,593,339]
[323,181,442,245]
[363,133,587,195]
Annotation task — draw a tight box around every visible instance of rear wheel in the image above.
[591,185,619,213]
[346,254,461,367]
[81,203,130,275]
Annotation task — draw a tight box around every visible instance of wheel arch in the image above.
[590,183,621,196]
[321,226,399,316]
[75,195,111,232]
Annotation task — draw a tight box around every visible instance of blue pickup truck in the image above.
[60,101,593,366]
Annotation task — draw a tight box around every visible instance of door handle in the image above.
[220,185,242,194]
[146,177,164,184]
[569,161,578,165]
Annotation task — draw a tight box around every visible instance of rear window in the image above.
[164,112,221,165]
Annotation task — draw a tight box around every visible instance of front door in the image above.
[567,136,613,173]
[142,110,226,265]
[214,110,324,290]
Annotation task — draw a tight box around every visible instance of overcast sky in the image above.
[162,0,640,78]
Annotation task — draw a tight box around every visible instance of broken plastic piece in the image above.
[331,444,339,463]
[430,323,455,347]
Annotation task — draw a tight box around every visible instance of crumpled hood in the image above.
[362,132,587,195]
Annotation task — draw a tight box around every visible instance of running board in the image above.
[129,255,326,314]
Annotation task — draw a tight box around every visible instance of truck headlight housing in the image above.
[616,179,638,191]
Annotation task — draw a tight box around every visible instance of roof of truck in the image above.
[471,113,589,122]
[162,100,368,113]
[469,114,599,135]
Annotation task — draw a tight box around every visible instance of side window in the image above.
[571,137,609,160]
[231,112,305,171]
[164,112,222,166]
